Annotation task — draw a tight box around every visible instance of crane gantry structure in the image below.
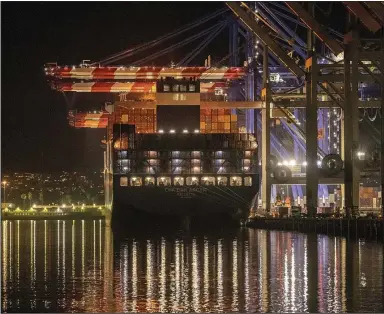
[45,1,384,217]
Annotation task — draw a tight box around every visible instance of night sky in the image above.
[2,1,226,173]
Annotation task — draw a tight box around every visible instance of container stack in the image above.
[200,109,238,133]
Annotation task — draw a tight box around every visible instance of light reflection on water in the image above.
[1,220,384,313]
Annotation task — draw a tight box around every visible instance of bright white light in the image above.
[169,129,175,133]
[317,160,322,166]
[289,160,296,166]
[132,177,137,181]
[62,204,66,208]
[123,166,128,170]
[33,204,36,208]
[357,151,365,157]
[158,129,164,133]
[283,160,288,166]
[194,129,200,133]
[183,129,188,133]
[277,162,282,166]
[302,161,308,166]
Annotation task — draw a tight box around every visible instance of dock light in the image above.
[302,161,308,166]
[194,129,200,133]
[93,203,96,207]
[183,129,188,133]
[33,204,36,208]
[317,160,322,166]
[158,129,164,133]
[289,160,296,166]
[57,208,62,213]
[169,129,175,133]
[62,204,66,208]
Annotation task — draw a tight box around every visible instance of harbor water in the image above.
[1,219,384,313]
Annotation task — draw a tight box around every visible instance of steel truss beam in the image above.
[285,2,344,56]
[226,1,305,78]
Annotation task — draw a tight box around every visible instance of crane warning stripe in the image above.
[56,82,228,93]
[48,66,246,80]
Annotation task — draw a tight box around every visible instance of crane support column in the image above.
[305,12,319,217]
[261,46,271,213]
[305,56,319,217]
[344,32,360,216]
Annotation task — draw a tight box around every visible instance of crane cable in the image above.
[94,8,228,65]
[133,22,226,66]
[177,21,228,66]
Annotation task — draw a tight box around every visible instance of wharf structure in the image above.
[44,2,384,221]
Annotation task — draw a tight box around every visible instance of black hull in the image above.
[112,180,259,229]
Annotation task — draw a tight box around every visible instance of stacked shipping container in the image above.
[200,109,238,133]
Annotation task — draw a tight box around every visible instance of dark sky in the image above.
[1,1,226,173]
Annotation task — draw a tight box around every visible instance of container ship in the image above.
[110,77,259,227]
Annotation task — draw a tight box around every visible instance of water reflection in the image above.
[1,220,384,313]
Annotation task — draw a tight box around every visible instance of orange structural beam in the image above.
[285,2,344,56]
[114,101,263,109]
[344,2,382,32]
[55,82,227,93]
[364,2,384,25]
[45,66,246,80]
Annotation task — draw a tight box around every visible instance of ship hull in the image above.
[112,177,259,229]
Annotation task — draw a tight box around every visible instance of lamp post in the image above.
[2,181,7,205]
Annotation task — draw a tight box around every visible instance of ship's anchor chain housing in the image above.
[320,154,343,176]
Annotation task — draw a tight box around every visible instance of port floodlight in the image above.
[317,160,322,166]
[132,177,137,181]
[302,161,308,166]
[158,130,164,133]
[183,129,188,133]
[289,160,296,166]
[277,162,282,166]
[170,129,176,133]
[33,204,36,208]
[283,160,288,166]
[194,129,199,133]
